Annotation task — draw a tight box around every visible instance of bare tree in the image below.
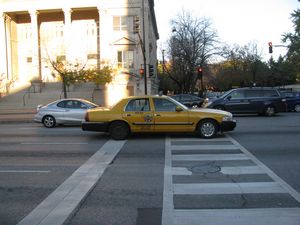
[220,42,263,86]
[207,42,271,90]
[165,10,219,93]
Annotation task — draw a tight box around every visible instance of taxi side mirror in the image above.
[175,106,183,112]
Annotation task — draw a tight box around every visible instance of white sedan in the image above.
[34,98,99,128]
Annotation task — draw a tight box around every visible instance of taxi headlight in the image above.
[222,115,233,122]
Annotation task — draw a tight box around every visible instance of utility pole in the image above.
[162,49,165,73]
[142,0,147,95]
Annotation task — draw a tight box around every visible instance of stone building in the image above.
[0,0,159,105]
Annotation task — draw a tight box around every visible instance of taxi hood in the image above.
[190,107,232,116]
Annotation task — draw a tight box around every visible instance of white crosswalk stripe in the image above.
[221,165,265,175]
[162,135,300,225]
[171,144,240,150]
[174,182,286,195]
[172,153,249,161]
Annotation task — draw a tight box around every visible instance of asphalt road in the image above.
[230,113,300,193]
[0,112,299,225]
[0,124,109,225]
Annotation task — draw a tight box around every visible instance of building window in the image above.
[87,54,98,60]
[118,50,134,69]
[26,57,32,63]
[25,26,32,40]
[113,16,133,31]
[56,23,64,37]
[87,22,96,36]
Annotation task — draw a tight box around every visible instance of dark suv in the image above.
[203,87,286,116]
[170,94,204,108]
[280,91,300,112]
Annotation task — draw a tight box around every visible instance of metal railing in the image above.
[23,85,34,106]
[22,80,45,106]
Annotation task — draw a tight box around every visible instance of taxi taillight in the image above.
[85,113,90,122]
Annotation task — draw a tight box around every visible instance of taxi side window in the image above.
[125,99,150,111]
[154,98,177,112]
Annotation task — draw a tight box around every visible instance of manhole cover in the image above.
[188,163,220,175]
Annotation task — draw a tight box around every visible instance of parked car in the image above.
[280,91,300,112]
[170,94,204,108]
[202,87,287,116]
[34,98,99,128]
[202,91,223,101]
[81,95,236,140]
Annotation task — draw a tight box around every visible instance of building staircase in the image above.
[0,82,102,112]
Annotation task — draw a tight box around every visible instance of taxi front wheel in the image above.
[197,119,218,139]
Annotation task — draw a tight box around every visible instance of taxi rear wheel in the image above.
[197,119,218,139]
[109,121,130,140]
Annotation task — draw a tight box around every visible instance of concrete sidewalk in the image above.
[0,108,36,123]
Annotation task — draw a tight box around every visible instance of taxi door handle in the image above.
[126,114,132,117]
[154,114,161,117]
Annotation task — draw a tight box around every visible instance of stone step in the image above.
[0,82,101,110]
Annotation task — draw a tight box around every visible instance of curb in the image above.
[0,114,35,124]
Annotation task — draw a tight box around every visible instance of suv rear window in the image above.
[262,90,279,97]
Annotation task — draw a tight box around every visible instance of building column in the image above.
[0,12,7,81]
[29,10,41,80]
[3,13,12,83]
[63,8,72,62]
[96,7,101,69]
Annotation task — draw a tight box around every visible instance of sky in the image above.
[154,0,299,61]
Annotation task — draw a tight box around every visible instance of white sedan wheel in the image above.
[43,115,56,128]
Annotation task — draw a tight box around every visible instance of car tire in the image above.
[197,119,218,139]
[264,105,276,116]
[109,121,130,140]
[42,115,56,128]
[294,104,300,112]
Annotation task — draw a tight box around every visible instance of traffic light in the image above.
[268,42,273,54]
[197,67,203,79]
[133,16,140,34]
[149,64,154,77]
[139,68,144,76]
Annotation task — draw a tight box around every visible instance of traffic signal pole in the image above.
[142,0,147,95]
[135,1,147,95]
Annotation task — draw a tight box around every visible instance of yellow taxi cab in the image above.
[81,95,236,140]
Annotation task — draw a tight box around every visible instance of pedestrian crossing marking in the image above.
[174,182,286,195]
[162,135,300,225]
[221,165,265,174]
[171,144,239,150]
[172,153,249,161]
[173,208,300,225]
